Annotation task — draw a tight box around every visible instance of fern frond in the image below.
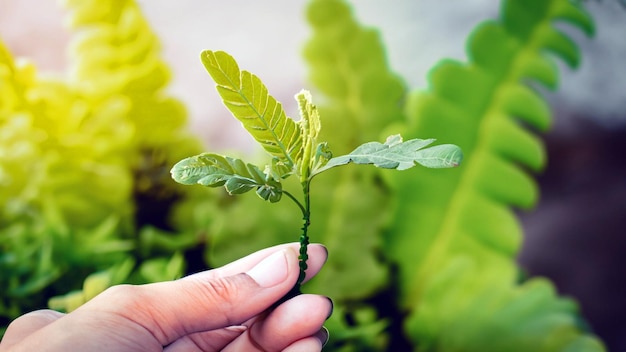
[60,0,205,233]
[302,0,408,305]
[385,0,602,349]
[0,41,26,112]
[200,50,302,171]
[304,0,407,150]
[0,41,38,213]
[0,38,134,228]
[62,0,198,157]
[63,0,166,96]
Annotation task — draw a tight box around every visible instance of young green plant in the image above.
[170,50,463,294]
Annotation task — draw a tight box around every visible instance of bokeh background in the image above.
[1,0,625,349]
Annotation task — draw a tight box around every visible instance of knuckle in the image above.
[192,274,251,325]
[100,284,137,299]
[6,309,62,331]
[97,284,143,309]
[201,275,243,303]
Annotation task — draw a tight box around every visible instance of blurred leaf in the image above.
[138,252,185,283]
[207,185,300,267]
[383,0,602,350]
[47,257,134,313]
[324,304,389,352]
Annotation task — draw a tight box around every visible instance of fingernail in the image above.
[315,326,330,347]
[246,249,290,288]
[224,325,247,333]
[325,297,334,320]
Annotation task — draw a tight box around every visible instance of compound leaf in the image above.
[314,134,462,175]
[171,153,282,202]
[201,50,302,171]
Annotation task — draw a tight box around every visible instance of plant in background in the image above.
[301,0,604,350]
[170,50,462,295]
[0,0,206,328]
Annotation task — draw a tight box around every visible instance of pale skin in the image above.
[0,243,332,352]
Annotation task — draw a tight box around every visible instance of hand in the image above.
[0,243,332,351]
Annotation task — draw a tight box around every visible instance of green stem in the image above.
[272,184,311,306]
[280,188,311,292]
[295,180,311,292]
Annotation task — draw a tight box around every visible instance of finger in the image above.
[222,294,332,351]
[163,325,247,352]
[79,247,301,346]
[0,310,64,350]
[164,244,328,351]
[184,243,328,284]
[312,326,330,349]
[282,327,330,352]
[282,335,325,352]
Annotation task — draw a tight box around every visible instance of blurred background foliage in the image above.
[0,0,621,350]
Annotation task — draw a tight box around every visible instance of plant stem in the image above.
[280,186,311,293]
[294,180,311,292]
[271,183,310,306]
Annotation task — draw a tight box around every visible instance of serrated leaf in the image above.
[170,153,282,202]
[304,0,407,149]
[314,134,462,175]
[201,50,302,170]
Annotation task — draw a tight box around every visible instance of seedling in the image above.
[170,50,462,295]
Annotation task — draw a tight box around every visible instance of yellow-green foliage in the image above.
[63,0,203,201]
[383,0,603,350]
[0,42,129,228]
[48,252,184,313]
[1,0,201,327]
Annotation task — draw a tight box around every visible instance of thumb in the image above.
[83,247,300,346]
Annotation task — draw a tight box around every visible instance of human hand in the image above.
[0,243,331,351]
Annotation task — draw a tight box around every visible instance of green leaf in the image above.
[304,0,407,150]
[313,142,333,171]
[314,134,462,175]
[201,50,302,170]
[383,0,602,349]
[296,90,324,180]
[170,153,282,202]
[138,252,185,283]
